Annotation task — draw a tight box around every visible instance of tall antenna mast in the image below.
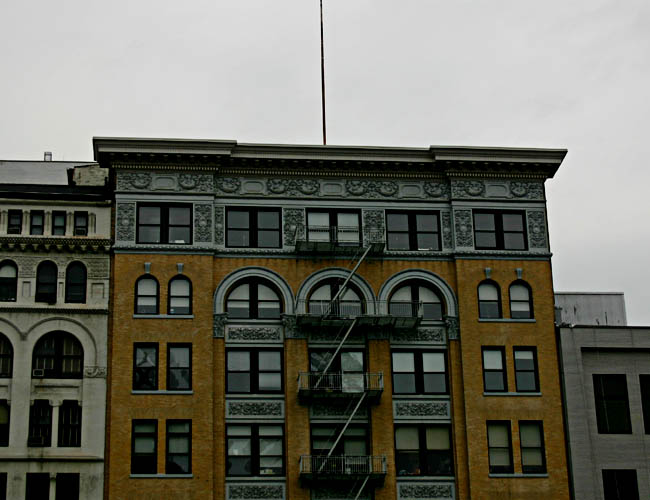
[320,0,327,145]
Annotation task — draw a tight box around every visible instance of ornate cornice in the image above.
[0,237,111,253]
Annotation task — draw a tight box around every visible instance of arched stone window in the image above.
[389,281,443,320]
[308,279,364,316]
[65,262,87,304]
[478,280,501,319]
[32,331,83,379]
[509,281,533,319]
[0,261,17,302]
[168,276,192,315]
[226,279,282,319]
[35,261,58,303]
[135,276,159,315]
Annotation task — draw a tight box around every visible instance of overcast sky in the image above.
[1,0,649,323]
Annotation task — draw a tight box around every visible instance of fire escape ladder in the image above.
[324,244,372,316]
[352,475,370,500]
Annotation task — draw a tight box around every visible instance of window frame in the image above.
[136,203,193,245]
[167,275,192,315]
[391,350,448,395]
[388,281,444,320]
[133,343,159,391]
[227,423,284,477]
[28,399,52,447]
[226,348,284,394]
[482,347,507,392]
[518,420,546,474]
[226,207,282,249]
[306,209,362,246]
[30,210,44,235]
[65,262,87,304]
[0,335,11,379]
[134,275,160,315]
[386,211,441,251]
[602,469,640,500]
[478,280,501,319]
[509,280,533,319]
[131,419,158,474]
[167,343,192,392]
[473,210,528,251]
[487,420,513,474]
[640,375,650,434]
[0,400,9,447]
[73,211,88,236]
[26,473,50,499]
[35,260,58,304]
[32,331,84,379]
[225,278,283,320]
[55,473,80,500]
[52,210,66,236]
[394,424,454,477]
[593,374,632,434]
[513,347,539,392]
[58,400,82,447]
[7,210,22,235]
[166,419,192,474]
[0,260,18,302]
[307,279,366,317]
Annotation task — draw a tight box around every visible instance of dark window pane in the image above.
[484,372,505,391]
[396,450,420,475]
[422,303,443,320]
[641,375,650,434]
[479,303,500,319]
[416,214,437,231]
[504,233,525,250]
[26,473,50,500]
[258,211,279,229]
[139,207,161,224]
[602,469,639,500]
[228,373,250,393]
[387,213,409,231]
[138,227,161,243]
[423,373,446,393]
[594,374,632,434]
[474,213,495,230]
[417,234,438,250]
[227,230,250,247]
[228,456,252,475]
[516,373,537,392]
[502,214,523,231]
[169,207,191,225]
[388,233,410,250]
[475,232,497,248]
[393,374,416,394]
[168,227,190,244]
[228,211,249,228]
[258,230,279,248]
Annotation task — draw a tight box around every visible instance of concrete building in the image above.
[556,293,649,500]
[96,137,571,500]
[0,159,110,499]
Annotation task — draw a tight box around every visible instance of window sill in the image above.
[133,314,194,319]
[396,475,455,480]
[489,473,548,478]
[226,476,286,481]
[130,474,193,479]
[132,390,194,395]
[478,318,536,323]
[483,392,542,397]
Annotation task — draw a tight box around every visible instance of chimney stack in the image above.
[44,152,52,161]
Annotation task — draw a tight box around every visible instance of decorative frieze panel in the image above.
[117,171,214,193]
[84,366,107,378]
[194,204,213,243]
[526,210,548,249]
[213,313,228,338]
[227,483,285,500]
[282,208,305,246]
[116,202,135,242]
[398,482,454,500]
[312,489,370,500]
[423,181,450,199]
[450,179,544,200]
[391,327,445,345]
[13,256,38,278]
[393,399,450,421]
[226,399,284,419]
[226,326,282,342]
[444,316,460,341]
[441,211,453,249]
[86,258,110,279]
[214,205,225,245]
[362,209,385,246]
[453,210,473,248]
[310,402,368,420]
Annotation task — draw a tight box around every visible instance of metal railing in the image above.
[294,225,384,246]
[298,372,383,394]
[297,299,424,318]
[299,455,387,476]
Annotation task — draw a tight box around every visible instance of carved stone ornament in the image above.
[445,316,460,340]
[423,181,450,199]
[227,401,283,417]
[441,212,453,249]
[362,209,385,245]
[84,366,107,378]
[281,314,303,339]
[392,328,445,344]
[399,484,453,499]
[13,256,38,278]
[228,327,281,341]
[86,258,110,279]
[228,485,285,500]
[213,313,228,338]
[117,172,152,191]
[194,204,213,243]
[345,180,398,198]
[216,177,242,194]
[394,401,449,418]
[453,210,473,247]
[282,208,305,246]
[510,181,544,199]
[214,206,225,245]
[116,203,136,242]
[527,211,547,248]
[179,173,214,192]
[268,178,319,196]
[451,180,485,198]
[313,488,369,500]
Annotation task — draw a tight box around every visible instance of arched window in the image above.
[0,334,13,378]
[32,332,83,379]
[308,279,364,316]
[0,261,17,302]
[389,282,443,320]
[65,262,87,304]
[168,276,192,315]
[226,279,282,319]
[135,276,159,315]
[478,281,501,319]
[35,261,58,303]
[509,281,533,319]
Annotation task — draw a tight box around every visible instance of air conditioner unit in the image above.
[32,368,45,378]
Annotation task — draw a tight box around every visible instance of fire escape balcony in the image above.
[297,372,384,404]
[299,455,387,487]
[293,225,385,256]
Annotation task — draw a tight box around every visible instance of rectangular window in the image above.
[137,204,192,244]
[131,419,158,474]
[133,343,158,391]
[473,210,527,250]
[227,424,284,476]
[602,469,640,500]
[25,473,50,500]
[166,420,191,474]
[395,425,453,476]
[386,211,440,251]
[519,421,546,473]
[7,210,22,235]
[307,210,360,245]
[58,401,81,447]
[514,347,539,392]
[0,400,9,446]
[311,424,367,457]
[482,348,507,392]
[226,208,281,248]
[309,349,366,393]
[0,473,5,500]
[227,349,282,394]
[392,350,447,394]
[487,421,513,473]
[52,211,66,236]
[641,375,650,434]
[56,473,79,500]
[30,211,44,235]
[593,374,632,434]
[28,400,52,447]
[167,344,191,391]
[73,211,88,236]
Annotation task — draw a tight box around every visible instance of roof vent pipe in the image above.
[44,152,52,161]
